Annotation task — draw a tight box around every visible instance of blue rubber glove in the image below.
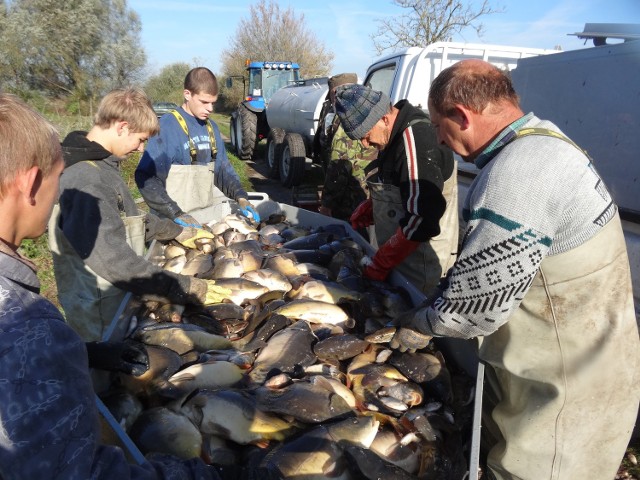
[237,198,261,223]
[174,213,201,228]
[239,204,261,223]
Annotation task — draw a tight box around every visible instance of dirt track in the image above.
[242,150,325,209]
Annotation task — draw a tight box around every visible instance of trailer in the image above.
[99,197,484,479]
[264,76,330,187]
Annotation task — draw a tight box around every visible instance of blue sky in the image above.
[128,0,640,79]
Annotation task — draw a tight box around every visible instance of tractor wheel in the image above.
[279,132,306,187]
[229,113,238,153]
[266,128,285,179]
[237,106,257,160]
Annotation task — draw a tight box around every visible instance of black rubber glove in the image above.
[85,340,149,376]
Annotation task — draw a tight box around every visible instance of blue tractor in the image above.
[227,60,301,160]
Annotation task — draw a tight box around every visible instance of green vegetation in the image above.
[1,0,145,106]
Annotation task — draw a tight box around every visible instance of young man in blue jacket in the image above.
[135,67,259,227]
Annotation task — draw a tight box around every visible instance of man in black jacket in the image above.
[334,84,459,295]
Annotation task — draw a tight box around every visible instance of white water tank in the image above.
[266,77,329,140]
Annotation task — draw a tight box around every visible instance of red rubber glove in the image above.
[364,227,420,281]
[350,199,373,230]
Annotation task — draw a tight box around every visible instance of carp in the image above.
[242,269,292,293]
[134,322,231,354]
[180,389,298,445]
[273,299,349,324]
[260,416,380,479]
[128,407,203,460]
[291,279,363,304]
[159,360,245,398]
[210,278,269,305]
[313,333,370,362]
[181,253,213,277]
[248,320,317,384]
[162,254,187,273]
[254,377,354,423]
[163,243,187,260]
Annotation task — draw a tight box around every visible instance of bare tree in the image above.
[220,0,334,106]
[372,0,504,55]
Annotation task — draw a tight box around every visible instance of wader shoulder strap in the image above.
[515,127,592,161]
[170,110,218,163]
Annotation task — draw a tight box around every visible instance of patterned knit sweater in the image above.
[423,114,616,338]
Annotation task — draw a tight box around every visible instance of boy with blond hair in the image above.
[50,87,229,342]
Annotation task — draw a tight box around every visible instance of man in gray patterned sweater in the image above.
[392,59,639,479]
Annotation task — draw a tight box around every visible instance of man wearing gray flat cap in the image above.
[334,84,458,296]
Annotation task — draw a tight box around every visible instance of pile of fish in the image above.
[101,211,476,479]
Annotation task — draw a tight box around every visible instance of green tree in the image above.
[144,62,192,105]
[0,0,145,104]
[371,0,504,55]
[95,0,147,89]
[220,0,334,107]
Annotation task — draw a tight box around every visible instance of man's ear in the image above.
[183,89,192,102]
[15,166,40,205]
[116,121,128,136]
[452,104,472,130]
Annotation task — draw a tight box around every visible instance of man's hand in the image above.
[389,327,432,353]
[362,227,420,281]
[350,199,373,230]
[204,280,233,305]
[174,213,201,228]
[238,198,261,223]
[175,227,215,249]
[388,305,432,353]
[86,340,149,376]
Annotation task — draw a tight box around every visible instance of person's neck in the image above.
[182,102,195,117]
[0,237,18,253]
[86,126,114,155]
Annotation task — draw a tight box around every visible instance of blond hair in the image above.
[94,87,159,136]
[0,94,61,197]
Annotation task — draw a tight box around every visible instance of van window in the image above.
[364,64,397,97]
